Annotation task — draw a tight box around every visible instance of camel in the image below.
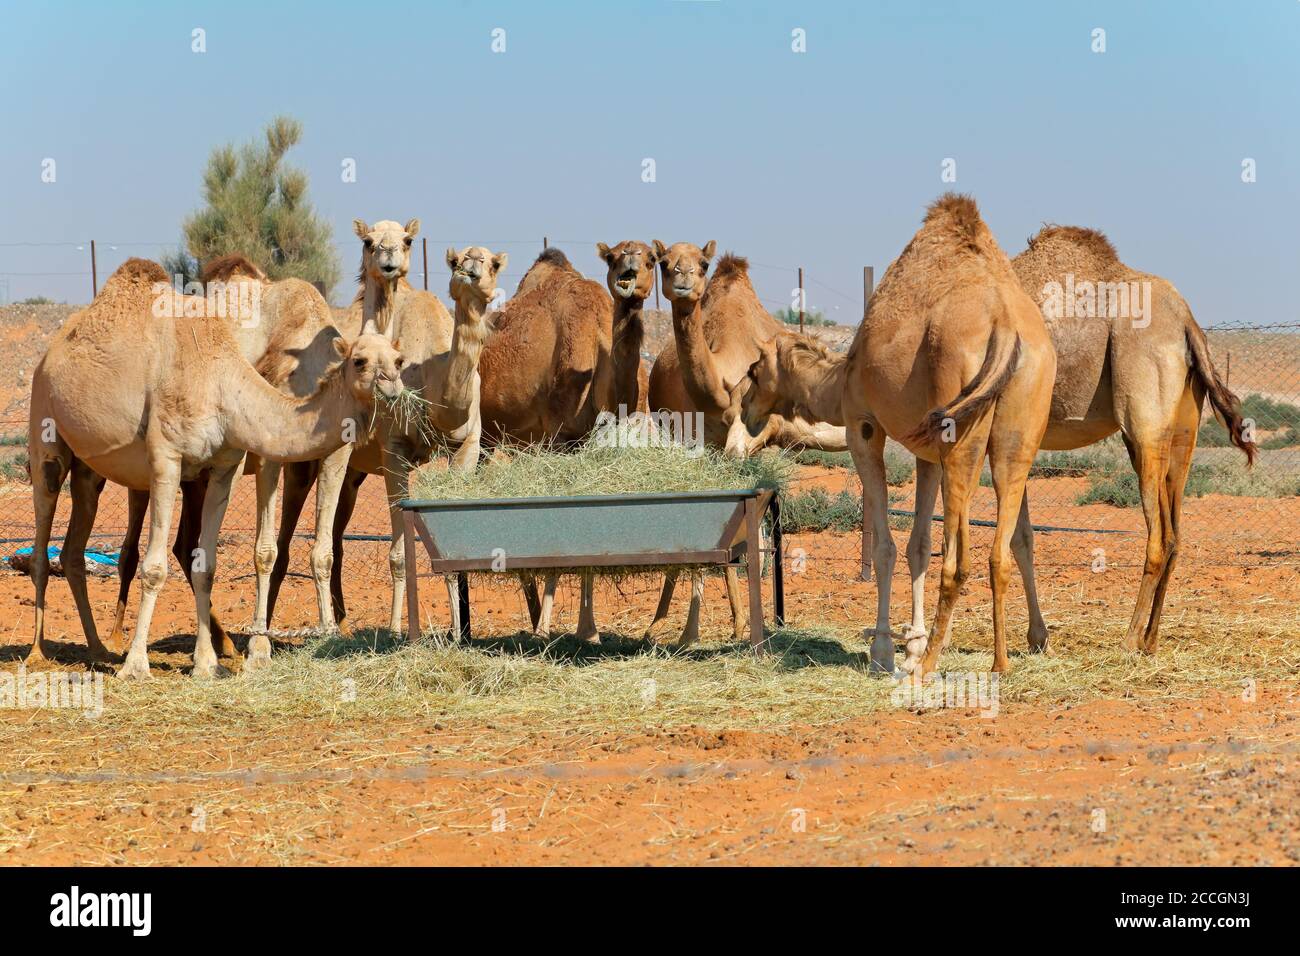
[27,258,405,678]
[647,242,847,458]
[745,222,1256,666]
[595,240,656,412]
[261,221,495,638]
[841,194,1056,677]
[41,254,342,666]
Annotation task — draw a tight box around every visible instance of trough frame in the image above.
[399,489,782,650]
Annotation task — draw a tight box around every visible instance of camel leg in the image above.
[252,458,283,632]
[847,421,899,673]
[724,567,746,641]
[575,571,598,644]
[644,571,679,640]
[263,460,316,629]
[64,460,114,663]
[192,461,239,678]
[914,426,989,678]
[1009,492,1049,652]
[903,458,940,645]
[108,489,149,653]
[985,436,1037,674]
[310,445,352,631]
[445,576,460,638]
[26,432,72,666]
[329,467,365,630]
[674,571,705,650]
[521,574,543,631]
[533,573,559,638]
[1139,384,1201,653]
[118,454,182,680]
[1119,431,1174,653]
[174,475,234,659]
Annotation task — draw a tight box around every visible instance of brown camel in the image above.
[263,222,495,637]
[27,258,404,677]
[595,240,655,412]
[842,194,1057,677]
[746,222,1256,665]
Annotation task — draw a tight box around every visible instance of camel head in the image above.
[354,218,419,287]
[741,339,782,424]
[597,240,656,301]
[651,240,716,304]
[333,332,407,402]
[446,246,507,309]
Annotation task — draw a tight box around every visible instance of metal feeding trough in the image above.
[398,489,783,648]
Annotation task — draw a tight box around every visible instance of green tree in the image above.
[167,116,340,297]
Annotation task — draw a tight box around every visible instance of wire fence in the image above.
[1,238,1297,637]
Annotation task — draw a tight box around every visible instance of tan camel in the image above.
[841,194,1056,677]
[263,223,496,638]
[27,258,405,677]
[748,223,1256,666]
[46,254,342,666]
[647,243,847,457]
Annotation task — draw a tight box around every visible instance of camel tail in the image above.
[1185,321,1256,466]
[904,326,1021,446]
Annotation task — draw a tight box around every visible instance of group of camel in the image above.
[24,193,1254,680]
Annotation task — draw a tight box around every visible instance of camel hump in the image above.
[1027,224,1119,263]
[922,192,989,248]
[713,253,749,279]
[535,247,573,270]
[200,253,267,284]
[106,257,170,287]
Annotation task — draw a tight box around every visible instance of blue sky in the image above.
[1,0,1296,324]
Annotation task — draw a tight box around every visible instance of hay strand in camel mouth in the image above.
[379,387,436,445]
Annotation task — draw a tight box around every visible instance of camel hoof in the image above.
[576,627,600,645]
[116,657,152,680]
[244,635,273,672]
[191,661,231,680]
[104,630,126,655]
[867,629,897,675]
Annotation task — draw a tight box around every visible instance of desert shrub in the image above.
[172,116,340,297]
[1077,460,1299,507]
[771,307,835,328]
[17,296,54,305]
[780,487,862,533]
[1199,393,1300,448]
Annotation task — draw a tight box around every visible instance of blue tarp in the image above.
[9,545,119,567]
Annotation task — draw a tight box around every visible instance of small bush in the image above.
[771,307,835,328]
[17,296,54,305]
[1077,460,1300,507]
[781,488,862,533]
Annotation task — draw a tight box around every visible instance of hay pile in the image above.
[410,429,791,501]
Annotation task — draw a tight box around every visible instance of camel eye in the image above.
[394,357,405,370]
[404,237,413,247]
[352,358,366,369]
[363,238,373,250]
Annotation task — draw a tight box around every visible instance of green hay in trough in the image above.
[407,428,793,582]
[410,431,792,502]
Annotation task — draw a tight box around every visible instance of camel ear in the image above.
[491,252,508,274]
[404,218,420,238]
[353,219,370,240]
[445,247,459,271]
[596,242,612,265]
[332,337,349,359]
[701,240,717,260]
[652,240,668,260]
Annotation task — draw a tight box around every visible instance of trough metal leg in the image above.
[402,512,421,640]
[457,573,471,641]
[745,498,765,651]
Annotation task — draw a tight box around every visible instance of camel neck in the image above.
[612,296,646,410]
[786,350,848,425]
[363,278,399,336]
[671,297,729,415]
[225,361,368,463]
[437,297,492,426]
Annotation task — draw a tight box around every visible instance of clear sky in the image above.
[1,0,1297,325]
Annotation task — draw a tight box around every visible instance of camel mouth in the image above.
[671,285,695,298]
[614,277,637,297]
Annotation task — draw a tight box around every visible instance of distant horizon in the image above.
[2,0,1297,327]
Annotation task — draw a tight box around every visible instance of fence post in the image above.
[654,266,660,312]
[422,237,428,291]
[798,266,804,333]
[543,236,548,250]
[90,239,98,298]
[863,265,874,319]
